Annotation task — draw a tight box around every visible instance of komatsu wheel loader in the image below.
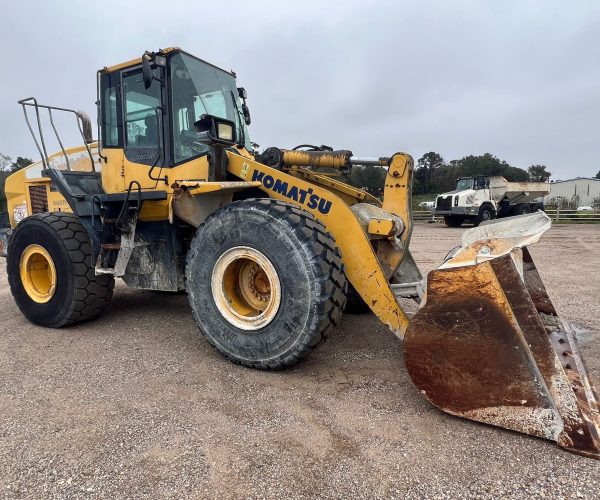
[1,48,598,459]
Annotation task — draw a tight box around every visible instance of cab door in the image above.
[120,65,168,190]
[99,64,168,193]
[99,70,126,193]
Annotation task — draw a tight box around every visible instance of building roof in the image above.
[550,177,600,184]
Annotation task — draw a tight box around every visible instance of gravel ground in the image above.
[0,223,599,499]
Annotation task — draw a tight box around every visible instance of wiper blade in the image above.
[230,90,246,149]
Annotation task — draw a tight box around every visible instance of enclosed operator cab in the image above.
[98,47,254,199]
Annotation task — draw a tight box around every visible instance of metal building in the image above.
[544,177,600,208]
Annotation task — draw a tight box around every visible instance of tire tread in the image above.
[8,213,114,327]
[186,199,347,369]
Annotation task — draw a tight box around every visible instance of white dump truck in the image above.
[434,175,549,227]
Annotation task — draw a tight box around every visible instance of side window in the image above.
[100,72,122,148]
[103,87,119,146]
[122,69,162,165]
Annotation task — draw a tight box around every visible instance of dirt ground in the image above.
[0,223,599,499]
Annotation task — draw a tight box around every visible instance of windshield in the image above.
[456,178,474,191]
[169,52,252,164]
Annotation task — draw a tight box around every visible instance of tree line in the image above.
[413,152,554,196]
[0,154,33,211]
[348,152,553,197]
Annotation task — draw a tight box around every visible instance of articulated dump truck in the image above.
[435,175,550,227]
[0,48,598,459]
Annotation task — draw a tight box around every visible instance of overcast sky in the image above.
[2,0,599,179]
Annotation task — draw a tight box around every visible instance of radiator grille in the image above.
[29,185,48,214]
[436,196,451,211]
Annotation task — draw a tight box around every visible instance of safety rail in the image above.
[18,97,95,172]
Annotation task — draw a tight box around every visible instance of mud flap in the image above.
[404,215,600,459]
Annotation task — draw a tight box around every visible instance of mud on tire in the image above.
[185,199,347,369]
[7,213,114,327]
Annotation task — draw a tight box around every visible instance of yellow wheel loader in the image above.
[1,48,598,459]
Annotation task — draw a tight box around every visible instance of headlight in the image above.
[217,122,234,142]
[194,114,237,146]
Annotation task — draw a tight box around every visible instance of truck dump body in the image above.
[489,176,550,204]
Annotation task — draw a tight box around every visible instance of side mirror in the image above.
[142,53,153,90]
[242,103,251,126]
[194,114,237,146]
[237,87,251,125]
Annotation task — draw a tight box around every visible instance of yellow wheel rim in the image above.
[211,246,281,331]
[19,244,57,304]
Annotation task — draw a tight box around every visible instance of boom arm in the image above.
[257,147,418,280]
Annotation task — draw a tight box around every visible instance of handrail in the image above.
[17,97,96,172]
[19,97,49,169]
[48,108,70,170]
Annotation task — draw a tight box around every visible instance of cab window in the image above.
[100,72,122,148]
[456,178,474,190]
[122,68,163,165]
[170,52,246,164]
[476,177,489,189]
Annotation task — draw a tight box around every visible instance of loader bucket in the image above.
[404,212,600,459]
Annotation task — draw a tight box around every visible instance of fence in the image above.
[412,209,600,223]
[413,210,436,221]
[544,209,600,223]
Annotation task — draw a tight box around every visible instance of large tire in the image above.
[514,203,532,215]
[474,204,496,226]
[7,213,114,327]
[185,199,347,369]
[444,216,464,227]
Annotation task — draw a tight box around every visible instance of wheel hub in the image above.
[239,261,271,309]
[19,244,57,304]
[211,246,281,330]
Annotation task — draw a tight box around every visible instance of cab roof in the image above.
[101,47,235,77]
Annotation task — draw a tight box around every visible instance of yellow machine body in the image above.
[3,47,599,460]
[5,146,413,336]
